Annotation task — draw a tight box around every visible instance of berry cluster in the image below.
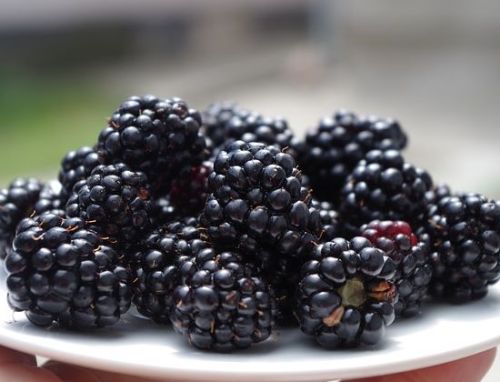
[1,97,499,352]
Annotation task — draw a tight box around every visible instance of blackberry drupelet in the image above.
[5,210,131,328]
[203,102,294,153]
[295,110,407,202]
[170,161,212,215]
[340,149,433,236]
[0,178,43,259]
[296,237,397,348]
[151,196,178,226]
[361,220,432,317]
[66,163,152,248]
[202,141,317,260]
[97,95,207,191]
[309,199,342,242]
[422,187,500,302]
[59,146,107,198]
[34,183,66,214]
[131,217,200,324]
[170,244,274,351]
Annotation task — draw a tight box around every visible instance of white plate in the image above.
[1,267,500,382]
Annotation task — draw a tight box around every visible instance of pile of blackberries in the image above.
[1,97,499,351]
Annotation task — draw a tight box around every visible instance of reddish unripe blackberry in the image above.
[59,146,107,198]
[203,102,294,154]
[422,186,500,302]
[0,178,43,259]
[66,163,152,249]
[97,95,207,191]
[340,150,433,235]
[5,210,131,328]
[361,220,432,317]
[169,161,212,215]
[297,237,397,348]
[294,110,407,203]
[170,245,275,351]
[131,217,200,324]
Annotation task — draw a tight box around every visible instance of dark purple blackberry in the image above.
[202,141,317,260]
[309,199,342,242]
[66,163,152,248]
[97,95,207,191]
[295,110,407,202]
[5,210,131,328]
[203,102,294,153]
[170,245,274,351]
[59,147,107,198]
[0,178,43,259]
[131,217,200,324]
[151,196,178,226]
[169,161,212,215]
[340,150,433,235]
[422,186,500,303]
[361,220,432,317]
[34,183,66,214]
[296,237,397,348]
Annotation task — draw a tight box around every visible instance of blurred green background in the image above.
[1,0,500,202]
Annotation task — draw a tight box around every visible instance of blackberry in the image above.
[340,150,433,235]
[34,183,66,214]
[151,196,178,226]
[170,161,212,215]
[97,95,207,191]
[361,220,432,317]
[59,147,107,198]
[170,245,274,351]
[296,237,397,348]
[309,199,342,242]
[131,217,200,324]
[202,141,317,260]
[422,186,500,302]
[295,110,407,202]
[203,102,294,153]
[66,163,152,248]
[5,210,131,328]
[0,178,43,259]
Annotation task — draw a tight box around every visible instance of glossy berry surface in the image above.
[361,220,432,317]
[131,217,200,324]
[5,210,131,328]
[66,163,152,248]
[59,146,107,198]
[340,150,433,235]
[0,178,43,259]
[422,186,500,302]
[294,110,407,202]
[296,237,398,348]
[203,102,294,155]
[170,244,275,351]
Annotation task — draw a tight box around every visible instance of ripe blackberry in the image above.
[34,183,66,214]
[66,163,152,248]
[0,178,43,259]
[170,245,274,351]
[297,237,397,348]
[295,110,407,202]
[131,217,200,324]
[203,102,294,153]
[169,161,212,215]
[422,187,500,302]
[97,95,207,191]
[361,220,432,317]
[340,150,433,235]
[202,141,317,260]
[309,199,342,242]
[151,196,178,226]
[59,147,107,198]
[5,210,131,328]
